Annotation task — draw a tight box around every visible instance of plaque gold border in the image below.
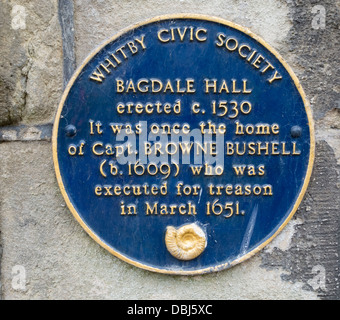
[52,14,315,275]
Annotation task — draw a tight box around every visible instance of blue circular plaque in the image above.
[53,15,314,274]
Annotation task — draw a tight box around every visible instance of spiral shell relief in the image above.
[165,224,207,260]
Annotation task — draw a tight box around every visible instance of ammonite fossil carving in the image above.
[165,223,207,260]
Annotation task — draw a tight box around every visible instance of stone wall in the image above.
[0,0,339,300]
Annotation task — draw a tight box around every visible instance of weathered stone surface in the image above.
[316,109,340,165]
[0,0,63,126]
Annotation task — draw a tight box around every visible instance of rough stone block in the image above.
[0,0,63,126]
